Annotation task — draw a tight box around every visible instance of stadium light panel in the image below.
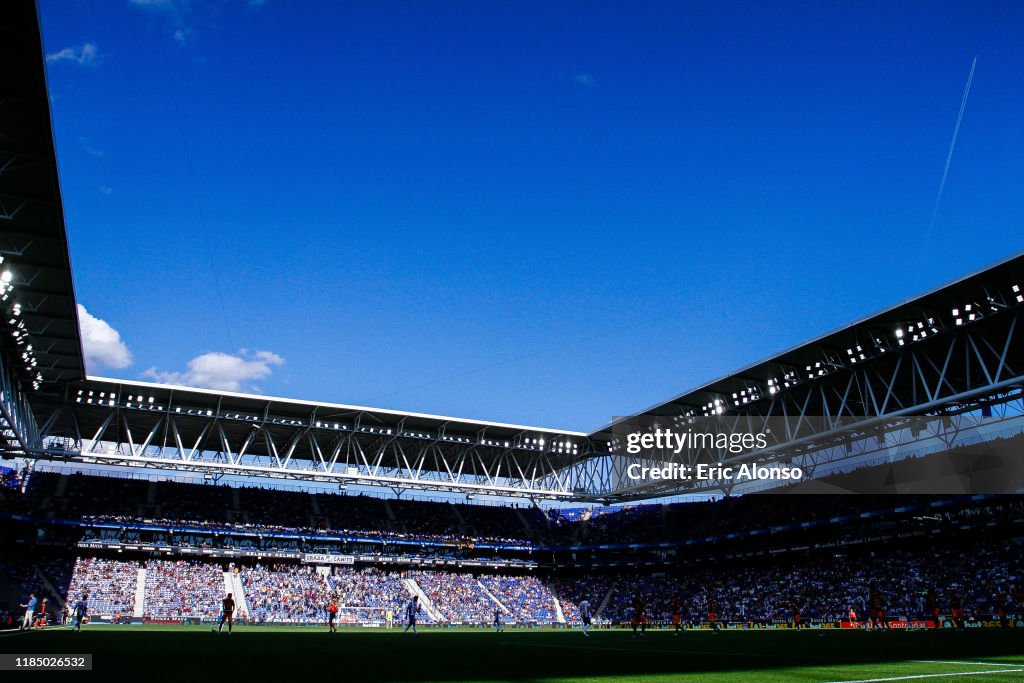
[0,271,11,283]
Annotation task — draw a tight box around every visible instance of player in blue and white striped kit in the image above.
[579,599,592,637]
[403,595,420,634]
[493,607,504,633]
[73,593,88,632]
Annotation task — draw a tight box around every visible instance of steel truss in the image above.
[0,0,87,390]
[572,304,1024,501]
[0,351,40,455]
[33,389,593,499]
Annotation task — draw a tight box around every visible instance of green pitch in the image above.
[2,625,1023,682]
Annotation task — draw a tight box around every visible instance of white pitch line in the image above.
[512,640,792,659]
[0,629,37,639]
[911,661,1023,668]
[824,669,1024,683]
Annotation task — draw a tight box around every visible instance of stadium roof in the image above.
[73,375,588,438]
[29,375,591,497]
[592,250,1024,439]
[0,0,86,390]
[6,0,1023,499]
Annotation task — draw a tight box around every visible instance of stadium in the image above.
[2,1,1024,680]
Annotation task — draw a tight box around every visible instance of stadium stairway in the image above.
[403,578,443,623]
[595,580,617,619]
[227,571,249,618]
[513,508,533,536]
[450,504,467,527]
[475,579,511,616]
[552,594,565,624]
[33,564,65,608]
[222,571,234,602]
[133,567,146,618]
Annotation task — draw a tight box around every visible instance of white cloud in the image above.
[144,349,284,392]
[574,73,597,87]
[129,0,180,8]
[77,304,133,370]
[129,0,194,44]
[46,43,101,67]
[99,186,114,195]
[78,136,104,158]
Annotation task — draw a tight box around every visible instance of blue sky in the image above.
[38,0,1024,432]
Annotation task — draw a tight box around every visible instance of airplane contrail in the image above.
[919,56,977,275]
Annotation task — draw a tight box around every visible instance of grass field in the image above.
[1,625,1022,681]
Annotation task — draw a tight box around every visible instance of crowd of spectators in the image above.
[327,567,425,623]
[10,472,540,545]
[550,574,617,623]
[143,560,224,619]
[479,575,557,622]
[599,535,1024,624]
[412,571,497,623]
[14,469,1024,555]
[65,557,139,617]
[7,533,1024,629]
[241,563,332,623]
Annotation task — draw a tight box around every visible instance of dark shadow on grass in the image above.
[2,628,1023,681]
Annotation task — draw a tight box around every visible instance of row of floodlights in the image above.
[1,262,44,390]
[611,282,1024,432]
[71,389,570,449]
[731,386,762,407]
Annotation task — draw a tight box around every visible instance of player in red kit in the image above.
[328,599,338,633]
[630,593,647,638]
